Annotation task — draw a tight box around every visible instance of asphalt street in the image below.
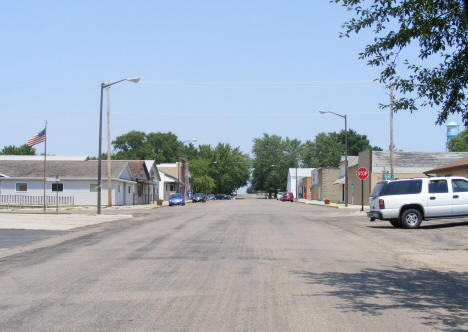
[0,196,466,331]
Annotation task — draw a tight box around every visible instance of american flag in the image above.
[27,128,46,147]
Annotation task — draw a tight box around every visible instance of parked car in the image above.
[281,192,294,202]
[207,194,216,200]
[192,193,206,203]
[277,192,284,200]
[215,194,227,200]
[368,176,468,228]
[169,193,185,206]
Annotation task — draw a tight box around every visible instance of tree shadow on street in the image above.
[292,267,468,331]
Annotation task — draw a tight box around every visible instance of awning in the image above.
[333,177,345,185]
[136,179,154,185]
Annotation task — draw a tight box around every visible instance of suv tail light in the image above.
[379,199,385,209]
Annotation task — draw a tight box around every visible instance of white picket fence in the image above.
[0,195,74,207]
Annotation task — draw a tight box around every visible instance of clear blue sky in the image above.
[1,1,463,158]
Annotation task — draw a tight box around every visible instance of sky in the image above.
[1,1,464,159]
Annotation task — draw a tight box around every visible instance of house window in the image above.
[16,183,27,192]
[118,185,121,193]
[90,184,98,192]
[52,183,63,192]
[128,186,131,194]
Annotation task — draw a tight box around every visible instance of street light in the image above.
[97,77,140,214]
[319,109,348,207]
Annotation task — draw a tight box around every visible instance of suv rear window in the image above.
[381,180,422,196]
[370,182,386,197]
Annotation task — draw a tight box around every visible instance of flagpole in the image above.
[43,121,47,212]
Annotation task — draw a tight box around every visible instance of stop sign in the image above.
[356,167,369,180]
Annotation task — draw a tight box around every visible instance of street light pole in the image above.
[106,86,112,207]
[97,77,140,214]
[320,110,348,207]
[97,83,104,215]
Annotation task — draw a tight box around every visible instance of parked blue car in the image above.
[169,193,185,206]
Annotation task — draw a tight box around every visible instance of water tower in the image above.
[446,121,460,150]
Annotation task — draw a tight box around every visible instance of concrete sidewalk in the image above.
[296,198,369,214]
[0,213,133,230]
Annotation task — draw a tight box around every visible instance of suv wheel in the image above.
[400,209,422,229]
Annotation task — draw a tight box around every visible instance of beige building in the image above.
[424,157,468,177]
[309,168,341,202]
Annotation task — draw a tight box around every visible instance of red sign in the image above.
[356,168,369,180]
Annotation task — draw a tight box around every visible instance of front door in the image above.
[451,178,468,215]
[426,179,452,217]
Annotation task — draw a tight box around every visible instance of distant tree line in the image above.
[250,130,382,198]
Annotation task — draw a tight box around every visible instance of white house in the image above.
[157,160,191,200]
[158,170,178,201]
[287,168,315,198]
[0,160,136,206]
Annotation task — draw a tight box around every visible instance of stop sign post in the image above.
[356,168,369,211]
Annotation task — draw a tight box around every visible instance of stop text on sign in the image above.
[356,168,369,180]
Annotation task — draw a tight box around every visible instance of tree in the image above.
[334,0,468,125]
[189,158,216,194]
[301,129,382,168]
[448,129,468,151]
[112,130,154,160]
[186,143,250,195]
[112,131,183,162]
[146,132,183,163]
[0,144,35,155]
[210,143,250,194]
[251,134,300,198]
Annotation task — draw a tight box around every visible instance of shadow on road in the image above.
[292,267,468,331]
[368,220,468,230]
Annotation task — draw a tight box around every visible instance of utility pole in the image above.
[389,84,394,177]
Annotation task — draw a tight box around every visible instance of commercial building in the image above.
[287,168,315,198]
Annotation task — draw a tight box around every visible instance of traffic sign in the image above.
[356,168,369,180]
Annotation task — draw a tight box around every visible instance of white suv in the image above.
[368,176,468,228]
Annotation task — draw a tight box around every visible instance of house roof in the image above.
[424,156,468,175]
[158,166,179,181]
[0,160,129,179]
[127,161,148,178]
[159,170,178,182]
[145,160,161,181]
[0,155,88,161]
[372,151,468,173]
